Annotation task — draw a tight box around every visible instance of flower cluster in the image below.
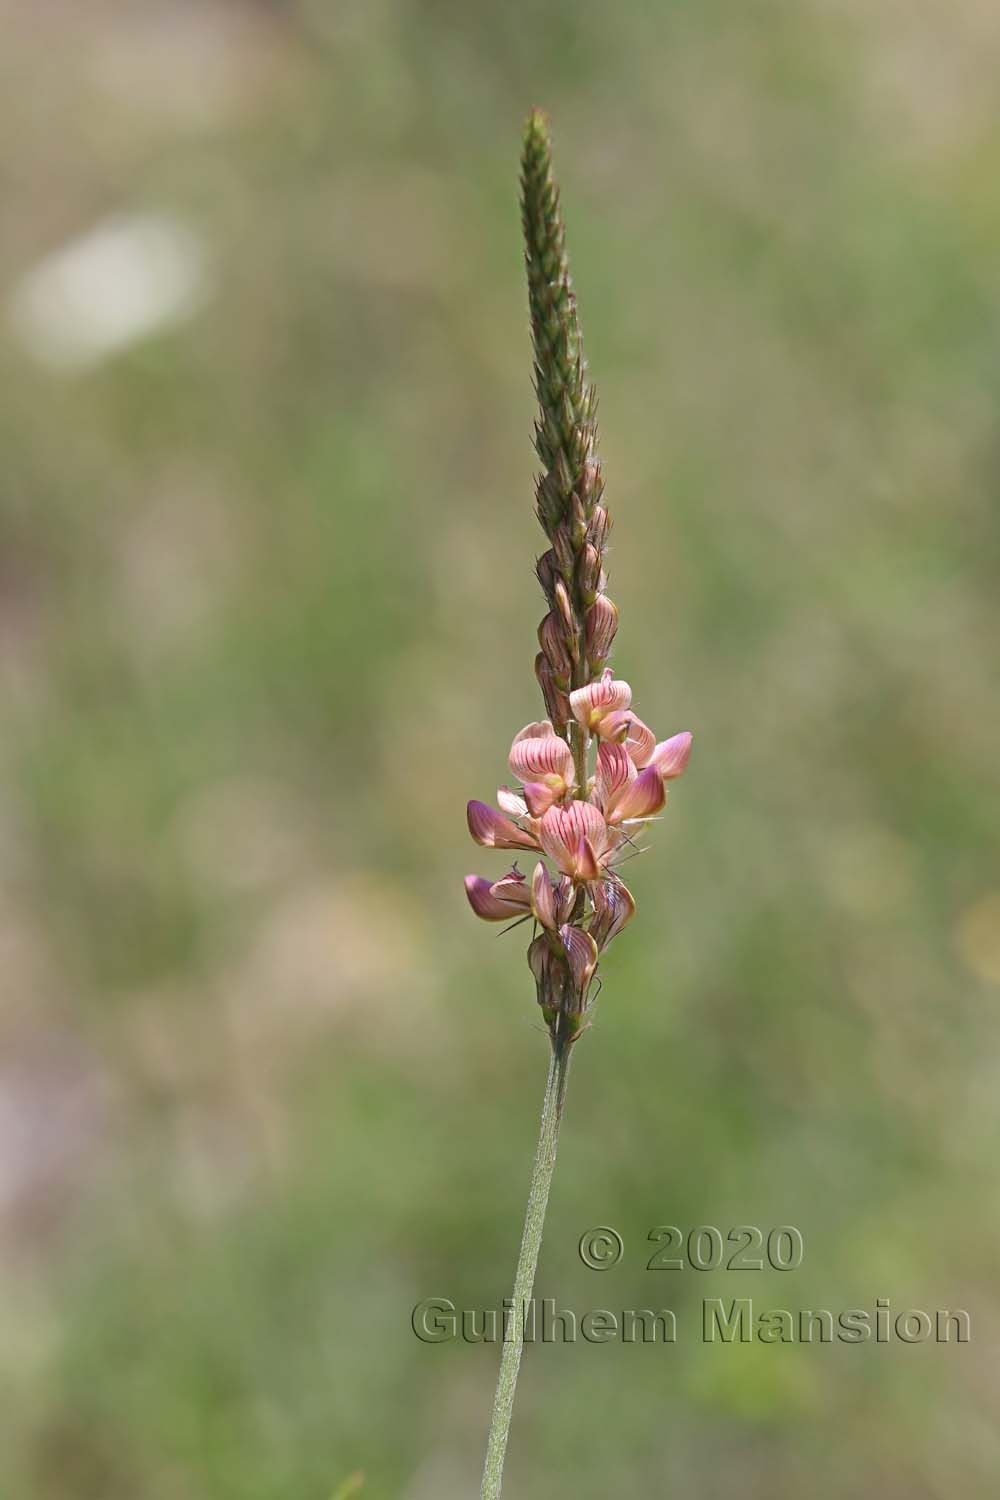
[463,110,692,1046]
[466,673,691,1038]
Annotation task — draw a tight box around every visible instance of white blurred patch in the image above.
[7,213,209,372]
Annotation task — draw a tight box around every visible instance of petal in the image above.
[609,765,666,823]
[559,924,599,993]
[512,719,556,745]
[591,877,636,946]
[594,742,635,812]
[509,732,574,785]
[624,714,656,767]
[575,836,601,883]
[522,781,559,818]
[539,802,610,875]
[555,875,576,925]
[490,868,532,907]
[467,800,539,850]
[594,708,633,744]
[649,731,693,780]
[569,669,632,729]
[496,785,528,817]
[531,861,557,929]
[465,875,525,921]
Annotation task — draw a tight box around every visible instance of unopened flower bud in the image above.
[587,505,610,550]
[585,595,618,661]
[552,523,574,578]
[535,653,570,728]
[569,491,587,547]
[559,923,598,996]
[579,458,601,507]
[538,611,572,681]
[590,877,636,949]
[553,579,577,637]
[527,934,567,1023]
[576,543,602,605]
[536,549,559,597]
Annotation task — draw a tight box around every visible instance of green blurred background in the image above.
[2,1,999,1495]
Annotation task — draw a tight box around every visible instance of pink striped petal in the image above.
[624,714,656,767]
[531,861,558,929]
[649,731,693,780]
[509,732,574,786]
[467,800,539,850]
[575,836,601,883]
[591,878,636,946]
[489,870,531,908]
[555,875,576,925]
[559,924,599,993]
[593,742,635,812]
[538,802,610,878]
[511,719,556,745]
[569,669,632,732]
[464,875,527,921]
[609,765,666,823]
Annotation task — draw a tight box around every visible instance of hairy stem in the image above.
[480,1033,573,1499]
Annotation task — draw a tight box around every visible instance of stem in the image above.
[570,718,589,796]
[480,1033,573,1499]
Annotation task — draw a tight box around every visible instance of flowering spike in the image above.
[463,112,693,1049]
[468,116,696,1500]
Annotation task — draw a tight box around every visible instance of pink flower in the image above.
[538,801,610,881]
[569,669,632,738]
[509,721,574,798]
[591,744,664,824]
[464,868,532,921]
[467,800,540,851]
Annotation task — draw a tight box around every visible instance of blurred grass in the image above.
[1,0,999,1496]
